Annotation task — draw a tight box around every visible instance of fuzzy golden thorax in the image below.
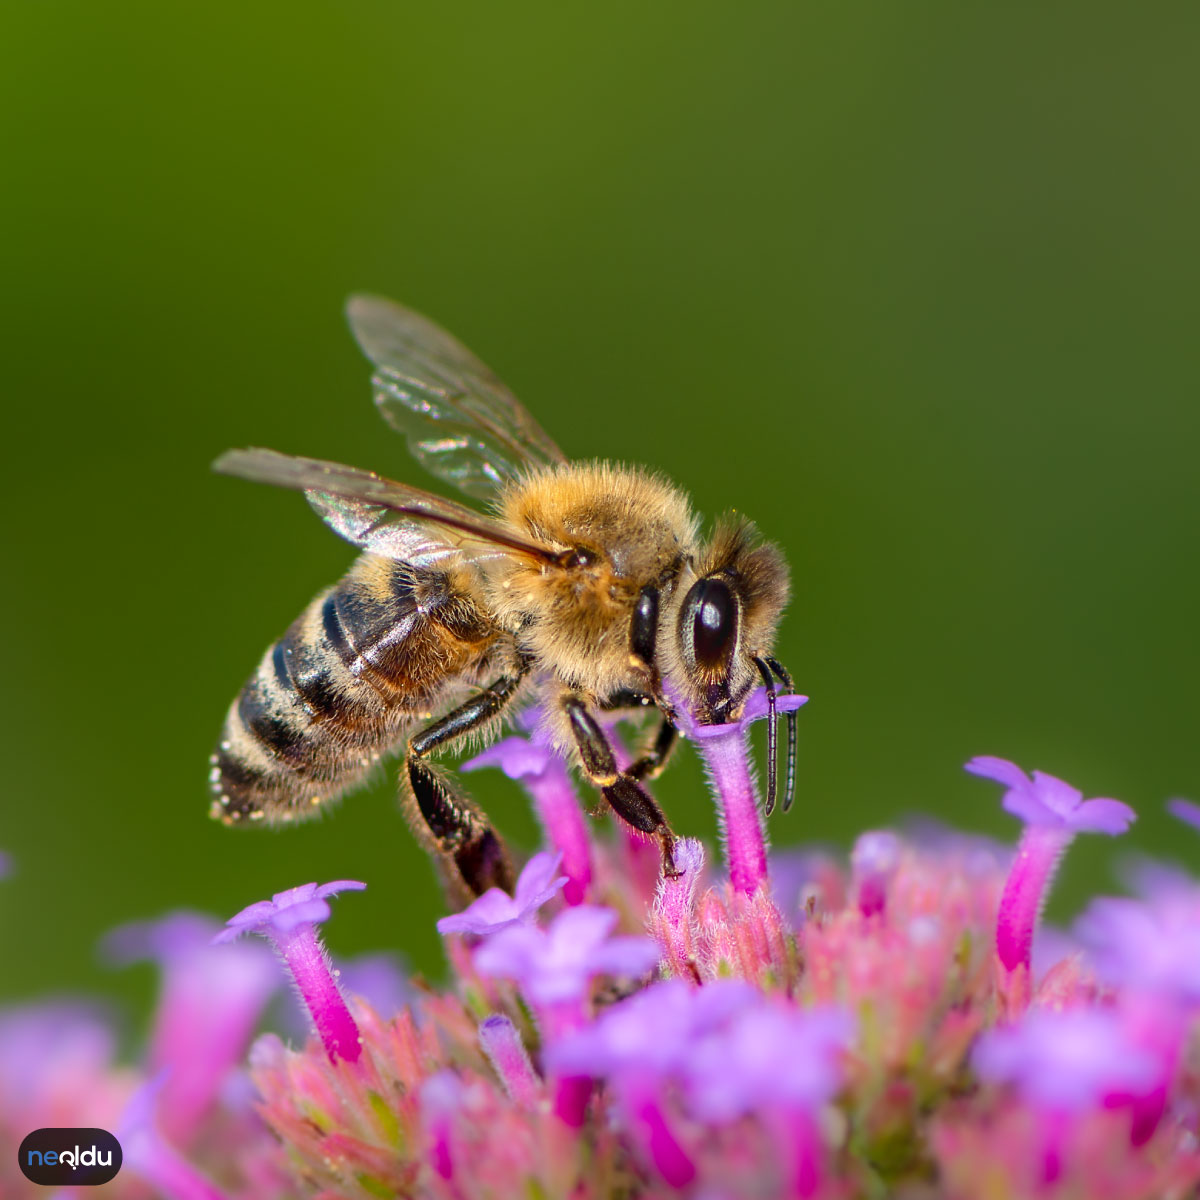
[486,462,699,698]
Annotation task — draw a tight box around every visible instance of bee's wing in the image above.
[214,448,556,568]
[346,294,567,501]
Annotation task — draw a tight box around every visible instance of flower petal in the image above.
[965,756,1031,790]
[462,736,554,780]
[513,851,567,912]
[1167,797,1200,833]
[1069,797,1136,835]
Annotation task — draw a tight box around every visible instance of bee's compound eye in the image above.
[687,577,738,668]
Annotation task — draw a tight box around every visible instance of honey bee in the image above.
[211,296,795,898]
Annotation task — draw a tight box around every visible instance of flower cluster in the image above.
[6,690,1200,1199]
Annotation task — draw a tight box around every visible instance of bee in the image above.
[211,295,796,898]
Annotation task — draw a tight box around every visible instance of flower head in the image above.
[678,685,809,896]
[464,734,555,780]
[685,1001,854,1121]
[475,904,659,1007]
[548,978,757,1085]
[1076,889,1200,1002]
[968,757,1135,989]
[216,880,366,1064]
[464,727,594,905]
[965,756,1134,834]
[437,851,566,936]
[676,685,809,741]
[214,880,366,942]
[972,1008,1158,1111]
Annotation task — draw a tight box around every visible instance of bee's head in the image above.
[671,518,791,726]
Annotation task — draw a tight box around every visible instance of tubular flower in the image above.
[966,756,1134,1005]
[465,731,593,904]
[215,880,366,1063]
[680,687,809,896]
[437,850,566,936]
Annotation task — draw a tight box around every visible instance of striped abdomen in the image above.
[210,556,498,825]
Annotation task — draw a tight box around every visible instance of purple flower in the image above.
[119,1072,232,1200]
[685,1001,854,1122]
[685,1001,853,1199]
[215,880,366,941]
[216,881,366,1064]
[676,685,808,896]
[965,757,1134,835]
[1167,797,1200,834]
[549,978,756,1083]
[465,732,593,905]
[972,1009,1157,1112]
[474,905,660,1008]
[675,685,809,741]
[549,980,754,1187]
[973,1008,1164,1183]
[1075,890,1200,1002]
[0,1002,120,1123]
[465,734,555,780]
[437,851,566,936]
[967,757,1134,985]
[103,911,277,1146]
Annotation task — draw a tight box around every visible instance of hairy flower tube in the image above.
[679,687,808,896]
[464,730,593,904]
[215,880,366,1064]
[966,755,1134,1005]
[14,689,1200,1200]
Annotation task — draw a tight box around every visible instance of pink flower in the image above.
[216,881,365,1064]
[967,757,1134,988]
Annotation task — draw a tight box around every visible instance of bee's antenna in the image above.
[765,656,797,813]
[753,657,778,816]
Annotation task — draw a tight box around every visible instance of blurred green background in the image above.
[2,2,1197,1025]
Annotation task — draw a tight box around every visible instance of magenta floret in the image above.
[437,851,566,936]
[216,880,366,1064]
[475,904,660,1007]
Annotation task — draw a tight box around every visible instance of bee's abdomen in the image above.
[210,559,494,826]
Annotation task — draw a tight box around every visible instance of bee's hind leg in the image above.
[404,674,524,898]
[562,695,679,877]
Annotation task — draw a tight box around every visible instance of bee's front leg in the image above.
[404,673,524,898]
[562,695,679,877]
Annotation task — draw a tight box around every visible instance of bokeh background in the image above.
[2,3,1197,1028]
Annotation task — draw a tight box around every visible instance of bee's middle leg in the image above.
[562,695,678,875]
[404,674,523,898]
